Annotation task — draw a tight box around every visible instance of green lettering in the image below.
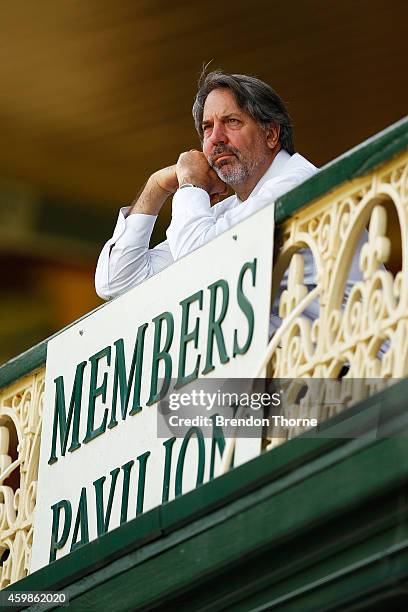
[147,312,174,405]
[48,361,87,464]
[176,290,203,388]
[202,279,230,374]
[84,346,111,444]
[93,467,120,536]
[233,259,257,356]
[209,415,226,479]
[70,487,89,552]
[136,451,150,515]
[120,460,135,524]
[108,325,148,429]
[175,427,205,497]
[162,437,176,503]
[49,499,72,562]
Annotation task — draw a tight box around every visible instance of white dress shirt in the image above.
[95,150,318,301]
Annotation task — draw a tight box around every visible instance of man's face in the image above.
[201,88,275,188]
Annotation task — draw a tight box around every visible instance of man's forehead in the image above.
[202,88,243,120]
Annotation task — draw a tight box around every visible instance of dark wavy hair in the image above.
[192,70,295,155]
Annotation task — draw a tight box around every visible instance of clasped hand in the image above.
[153,152,228,205]
[176,150,228,203]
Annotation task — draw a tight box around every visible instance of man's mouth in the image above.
[216,154,234,162]
[213,153,237,165]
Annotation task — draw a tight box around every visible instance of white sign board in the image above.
[31,205,275,571]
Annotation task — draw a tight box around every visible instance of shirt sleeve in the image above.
[167,165,317,260]
[95,207,173,300]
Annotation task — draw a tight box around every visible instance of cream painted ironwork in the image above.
[0,369,44,588]
[265,150,408,448]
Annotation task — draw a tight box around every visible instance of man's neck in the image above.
[235,147,281,202]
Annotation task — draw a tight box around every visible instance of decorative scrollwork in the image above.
[266,151,408,448]
[0,369,44,589]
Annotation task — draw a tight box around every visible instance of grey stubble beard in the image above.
[209,137,271,190]
[214,158,249,186]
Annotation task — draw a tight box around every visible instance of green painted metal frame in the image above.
[0,116,406,390]
[5,378,408,610]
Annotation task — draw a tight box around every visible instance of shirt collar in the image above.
[236,149,292,203]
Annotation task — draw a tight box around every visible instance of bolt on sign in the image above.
[31,205,275,571]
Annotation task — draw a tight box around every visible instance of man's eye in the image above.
[202,125,211,133]
[228,118,239,124]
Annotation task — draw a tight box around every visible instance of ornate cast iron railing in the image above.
[0,370,44,588]
[263,148,408,449]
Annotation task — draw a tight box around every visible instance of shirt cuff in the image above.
[115,212,157,248]
[172,186,211,218]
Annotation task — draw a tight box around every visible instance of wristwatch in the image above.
[178,183,207,192]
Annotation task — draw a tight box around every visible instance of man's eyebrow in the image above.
[202,113,241,126]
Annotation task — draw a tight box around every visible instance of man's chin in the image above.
[216,165,245,185]
[215,160,234,175]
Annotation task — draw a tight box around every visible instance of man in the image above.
[95,71,318,302]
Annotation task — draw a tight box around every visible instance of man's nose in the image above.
[209,121,228,145]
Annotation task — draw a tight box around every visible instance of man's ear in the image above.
[266,123,280,150]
